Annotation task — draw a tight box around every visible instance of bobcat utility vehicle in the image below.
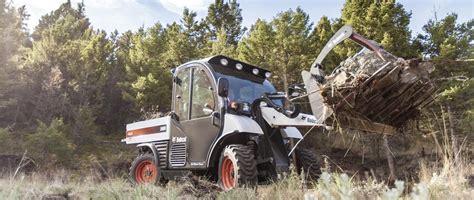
[122,55,324,190]
[122,25,436,190]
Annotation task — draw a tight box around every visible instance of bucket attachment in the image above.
[303,25,437,134]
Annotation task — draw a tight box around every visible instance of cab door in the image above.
[172,65,220,168]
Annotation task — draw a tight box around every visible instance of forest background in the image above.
[0,0,472,189]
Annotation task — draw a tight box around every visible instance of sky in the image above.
[12,0,474,36]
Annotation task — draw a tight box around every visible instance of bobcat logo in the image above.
[172,136,187,143]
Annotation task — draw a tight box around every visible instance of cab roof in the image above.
[171,55,272,83]
[205,55,271,80]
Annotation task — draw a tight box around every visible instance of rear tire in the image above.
[295,148,322,181]
[218,144,257,190]
[129,153,159,185]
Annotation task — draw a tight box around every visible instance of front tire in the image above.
[218,144,257,190]
[295,148,322,181]
[129,153,159,185]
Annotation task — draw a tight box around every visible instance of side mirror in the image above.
[217,78,229,97]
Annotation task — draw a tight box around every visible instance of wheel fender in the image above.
[136,143,163,179]
[206,132,260,168]
[207,114,263,168]
[222,114,263,135]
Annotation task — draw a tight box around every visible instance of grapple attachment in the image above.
[302,25,437,134]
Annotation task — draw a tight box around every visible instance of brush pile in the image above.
[321,49,437,130]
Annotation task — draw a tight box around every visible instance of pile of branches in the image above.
[321,49,437,128]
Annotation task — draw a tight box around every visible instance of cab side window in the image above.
[191,68,215,119]
[174,68,191,121]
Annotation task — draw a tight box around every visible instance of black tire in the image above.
[218,144,257,190]
[129,153,160,185]
[295,148,322,181]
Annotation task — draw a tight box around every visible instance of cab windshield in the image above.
[217,73,277,104]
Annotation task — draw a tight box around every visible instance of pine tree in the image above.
[0,0,28,126]
[120,23,173,113]
[238,19,275,69]
[338,0,416,58]
[309,16,342,71]
[418,13,473,60]
[417,14,474,152]
[205,0,246,45]
[17,2,116,139]
[162,22,199,67]
[98,29,130,131]
[238,8,313,92]
[182,8,211,56]
[32,0,90,41]
[272,8,314,92]
[211,27,237,57]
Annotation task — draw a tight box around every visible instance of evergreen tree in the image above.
[17,2,116,140]
[74,29,116,136]
[418,13,473,60]
[211,27,237,56]
[239,8,313,92]
[119,24,172,113]
[0,0,29,126]
[162,22,199,67]
[238,19,275,69]
[417,14,473,145]
[205,0,246,45]
[182,8,211,56]
[309,16,343,71]
[32,0,89,41]
[338,0,415,58]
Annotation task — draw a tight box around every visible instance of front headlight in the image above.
[230,101,239,110]
[242,102,250,112]
[228,101,251,116]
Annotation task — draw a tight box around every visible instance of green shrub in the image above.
[72,108,99,145]
[26,119,76,167]
[0,128,15,154]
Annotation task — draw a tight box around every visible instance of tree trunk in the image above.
[447,105,458,161]
[282,72,289,94]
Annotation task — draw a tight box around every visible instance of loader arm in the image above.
[310,25,385,76]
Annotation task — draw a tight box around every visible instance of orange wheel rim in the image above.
[135,159,157,184]
[221,156,235,190]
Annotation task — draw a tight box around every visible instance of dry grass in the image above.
[1,120,472,199]
[1,158,472,200]
[0,171,182,199]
